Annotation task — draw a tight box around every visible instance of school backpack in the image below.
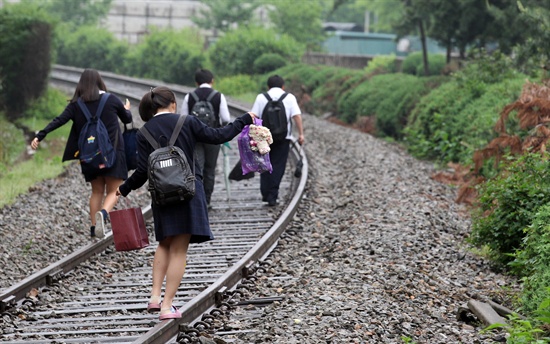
[123,123,139,171]
[139,114,195,206]
[261,92,289,142]
[76,93,117,175]
[189,90,218,127]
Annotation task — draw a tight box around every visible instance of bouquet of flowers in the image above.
[248,124,273,155]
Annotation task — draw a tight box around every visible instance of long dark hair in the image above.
[70,69,107,103]
[139,86,177,122]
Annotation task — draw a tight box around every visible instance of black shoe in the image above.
[267,200,278,206]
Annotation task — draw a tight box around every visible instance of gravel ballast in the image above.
[0,113,520,343]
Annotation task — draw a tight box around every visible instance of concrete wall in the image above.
[103,0,206,44]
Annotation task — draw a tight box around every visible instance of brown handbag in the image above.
[109,206,149,251]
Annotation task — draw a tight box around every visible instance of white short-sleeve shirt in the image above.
[250,87,301,141]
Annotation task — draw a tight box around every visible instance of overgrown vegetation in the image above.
[0,4,53,118]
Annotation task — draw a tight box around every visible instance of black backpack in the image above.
[189,90,218,127]
[76,93,117,174]
[261,92,289,142]
[139,115,196,206]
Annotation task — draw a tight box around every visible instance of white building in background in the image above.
[104,0,204,44]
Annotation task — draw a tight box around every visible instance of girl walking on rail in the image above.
[116,86,256,320]
[30,68,132,238]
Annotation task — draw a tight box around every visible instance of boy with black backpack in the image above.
[180,69,230,208]
[250,75,305,206]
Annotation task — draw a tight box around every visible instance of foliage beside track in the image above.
[0,4,53,118]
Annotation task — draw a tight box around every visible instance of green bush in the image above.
[0,3,53,117]
[402,52,446,76]
[216,74,258,97]
[55,24,128,74]
[125,28,205,87]
[515,205,550,313]
[24,88,68,121]
[209,26,304,77]
[404,56,525,165]
[364,54,399,75]
[470,153,550,266]
[253,53,287,74]
[309,68,358,115]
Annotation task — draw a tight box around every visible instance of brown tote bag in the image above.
[109,206,149,251]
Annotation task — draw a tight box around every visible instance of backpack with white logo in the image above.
[190,90,218,127]
[76,93,117,174]
[139,115,195,206]
[261,92,289,143]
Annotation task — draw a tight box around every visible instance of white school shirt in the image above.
[180,84,230,125]
[250,87,301,141]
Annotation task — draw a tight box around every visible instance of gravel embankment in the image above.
[0,161,145,291]
[220,114,519,344]
[0,113,520,343]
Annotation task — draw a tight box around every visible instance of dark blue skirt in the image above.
[83,150,128,182]
[151,179,214,244]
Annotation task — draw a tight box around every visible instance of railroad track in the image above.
[0,65,307,343]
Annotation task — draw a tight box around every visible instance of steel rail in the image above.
[1,66,308,343]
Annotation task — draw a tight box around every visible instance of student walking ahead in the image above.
[250,75,305,206]
[180,69,231,207]
[30,68,132,238]
[116,86,255,320]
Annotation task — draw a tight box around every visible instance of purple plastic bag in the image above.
[238,118,273,175]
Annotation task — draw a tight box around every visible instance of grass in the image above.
[0,89,72,208]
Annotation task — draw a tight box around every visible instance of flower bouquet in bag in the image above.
[238,118,273,174]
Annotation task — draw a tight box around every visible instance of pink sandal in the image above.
[159,306,181,320]
[147,301,161,313]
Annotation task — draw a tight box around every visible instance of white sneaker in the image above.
[95,210,109,238]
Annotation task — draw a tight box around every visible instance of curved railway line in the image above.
[0,65,308,343]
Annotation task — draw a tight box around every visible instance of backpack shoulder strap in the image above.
[262,92,272,102]
[76,98,93,122]
[189,91,199,102]
[139,125,160,150]
[169,114,187,146]
[278,92,289,102]
[206,90,218,102]
[95,93,110,119]
[169,114,195,170]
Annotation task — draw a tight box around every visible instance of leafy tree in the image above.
[514,1,550,74]
[265,0,327,50]
[55,25,128,73]
[125,28,206,87]
[0,3,53,118]
[208,26,304,76]
[192,0,260,35]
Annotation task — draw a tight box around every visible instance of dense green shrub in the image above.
[24,88,68,121]
[253,53,287,74]
[216,74,257,96]
[0,3,53,117]
[335,74,443,138]
[401,52,446,76]
[514,205,550,313]
[308,68,358,115]
[209,26,304,76]
[364,54,399,75]
[404,54,525,165]
[124,28,205,87]
[55,24,128,74]
[470,153,550,266]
